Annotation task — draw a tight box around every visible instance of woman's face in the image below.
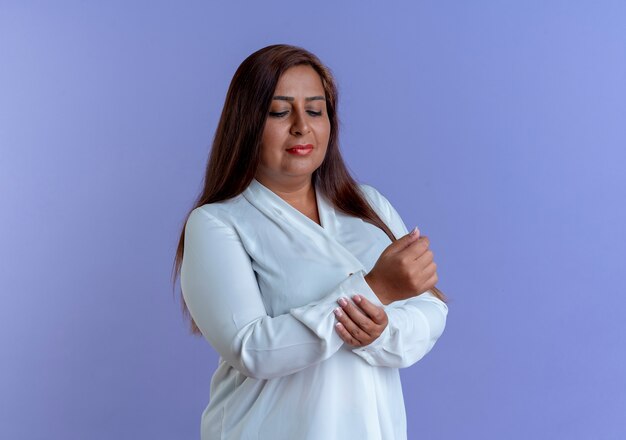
[256,64,331,187]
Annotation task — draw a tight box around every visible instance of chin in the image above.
[283,168,318,178]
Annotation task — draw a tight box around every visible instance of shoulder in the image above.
[186,194,247,231]
[357,182,393,214]
[357,182,408,237]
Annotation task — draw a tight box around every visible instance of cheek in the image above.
[261,123,286,148]
[321,117,331,133]
[259,132,276,159]
[318,120,331,144]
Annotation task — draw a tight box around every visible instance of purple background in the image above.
[2,1,625,439]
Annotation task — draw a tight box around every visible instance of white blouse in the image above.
[181,177,448,440]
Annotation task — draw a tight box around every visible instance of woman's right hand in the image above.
[364,227,438,305]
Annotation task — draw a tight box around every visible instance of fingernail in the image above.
[352,294,361,303]
[334,307,343,317]
[338,297,348,307]
[410,226,419,237]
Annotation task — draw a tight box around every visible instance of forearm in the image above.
[350,291,448,368]
[355,184,449,368]
[223,271,382,380]
[182,207,384,380]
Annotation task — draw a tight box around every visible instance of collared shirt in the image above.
[181,177,448,440]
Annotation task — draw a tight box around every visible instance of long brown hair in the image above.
[171,44,447,335]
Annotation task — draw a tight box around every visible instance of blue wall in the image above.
[1,1,624,438]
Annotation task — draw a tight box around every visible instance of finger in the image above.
[415,248,434,268]
[398,235,430,261]
[338,298,374,336]
[352,295,388,325]
[388,226,420,255]
[424,260,437,277]
[425,272,438,289]
[334,305,368,343]
[335,322,361,346]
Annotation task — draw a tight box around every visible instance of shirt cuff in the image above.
[289,269,383,338]
[349,269,385,307]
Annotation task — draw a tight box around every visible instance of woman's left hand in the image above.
[333,295,388,347]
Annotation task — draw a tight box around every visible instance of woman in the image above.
[172,44,448,440]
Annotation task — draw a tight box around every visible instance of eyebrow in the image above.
[272,95,326,102]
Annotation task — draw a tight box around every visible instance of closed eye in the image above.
[268,110,323,118]
[269,111,288,117]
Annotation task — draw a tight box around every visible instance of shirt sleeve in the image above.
[180,207,384,380]
[351,185,449,368]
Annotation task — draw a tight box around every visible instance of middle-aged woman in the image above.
[172,44,449,440]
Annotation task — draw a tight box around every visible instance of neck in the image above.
[255,174,315,206]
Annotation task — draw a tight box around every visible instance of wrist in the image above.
[364,272,392,305]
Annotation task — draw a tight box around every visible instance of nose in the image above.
[290,109,311,136]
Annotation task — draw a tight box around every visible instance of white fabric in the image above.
[181,177,448,440]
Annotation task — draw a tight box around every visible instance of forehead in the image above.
[274,65,325,95]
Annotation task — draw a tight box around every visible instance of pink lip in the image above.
[287,144,313,150]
